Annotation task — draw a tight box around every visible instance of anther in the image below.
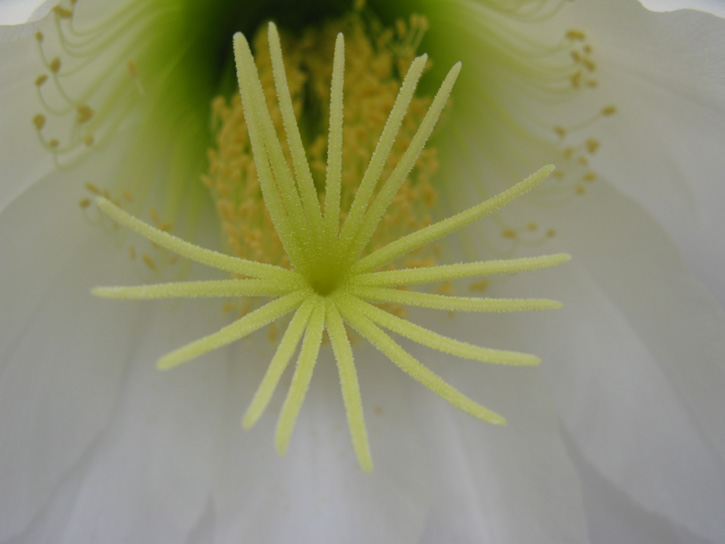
[76,105,94,124]
[566,30,586,41]
[142,254,157,271]
[35,75,48,87]
[49,58,61,73]
[85,182,102,195]
[33,114,46,130]
[53,6,73,19]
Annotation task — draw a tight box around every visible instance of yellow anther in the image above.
[575,185,586,195]
[469,279,489,293]
[582,58,596,72]
[49,58,61,73]
[528,222,538,232]
[566,30,586,41]
[35,75,48,87]
[396,19,407,39]
[583,172,596,182]
[267,322,278,342]
[49,139,59,149]
[85,183,102,195]
[79,198,91,209]
[35,31,43,42]
[53,6,73,18]
[142,254,157,271]
[84,135,95,146]
[546,229,557,238]
[554,126,566,138]
[127,60,139,78]
[33,114,46,130]
[502,229,517,239]
[406,257,436,269]
[601,106,617,116]
[435,282,454,296]
[76,105,94,124]
[586,139,600,154]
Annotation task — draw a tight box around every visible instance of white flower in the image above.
[1,1,725,543]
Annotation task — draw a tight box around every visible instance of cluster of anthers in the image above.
[93,22,568,472]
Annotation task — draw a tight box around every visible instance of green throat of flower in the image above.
[93,21,568,473]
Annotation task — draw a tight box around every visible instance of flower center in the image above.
[202,14,439,271]
[91,19,569,472]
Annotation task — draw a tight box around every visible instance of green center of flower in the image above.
[92,21,568,472]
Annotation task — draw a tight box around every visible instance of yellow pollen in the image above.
[32,114,46,131]
[53,5,73,18]
[203,15,439,272]
[126,60,139,78]
[76,105,94,125]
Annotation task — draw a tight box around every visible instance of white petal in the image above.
[53,301,229,543]
[639,0,725,18]
[0,166,137,538]
[562,0,725,303]
[4,297,232,543]
[408,311,591,543]
[505,178,725,541]
[566,436,719,544]
[0,0,55,25]
[211,341,434,543]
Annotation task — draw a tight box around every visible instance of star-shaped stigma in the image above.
[93,23,568,472]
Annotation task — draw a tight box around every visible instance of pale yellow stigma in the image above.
[202,16,439,272]
[93,22,568,473]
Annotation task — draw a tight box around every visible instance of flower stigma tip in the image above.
[92,20,569,473]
